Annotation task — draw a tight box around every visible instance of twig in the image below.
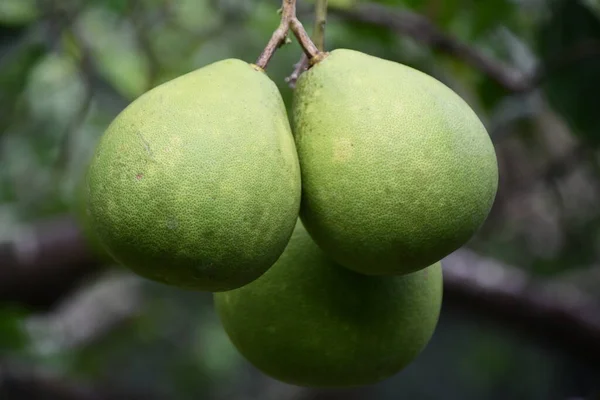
[255,0,320,70]
[285,54,308,88]
[330,2,533,92]
[286,0,328,87]
[290,17,320,59]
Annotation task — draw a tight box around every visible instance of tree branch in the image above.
[2,214,599,362]
[443,249,600,363]
[330,2,533,92]
[0,215,102,310]
[25,271,143,353]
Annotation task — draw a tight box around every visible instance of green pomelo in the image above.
[86,59,301,292]
[214,222,443,387]
[73,171,115,263]
[293,49,498,275]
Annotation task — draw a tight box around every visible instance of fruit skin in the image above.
[73,172,115,263]
[293,49,498,276]
[214,221,443,388]
[86,59,301,292]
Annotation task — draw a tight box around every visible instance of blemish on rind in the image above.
[166,217,179,230]
[136,131,155,160]
[332,138,354,162]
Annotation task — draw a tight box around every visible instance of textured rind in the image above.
[293,49,498,275]
[86,59,301,292]
[73,174,114,263]
[214,221,443,387]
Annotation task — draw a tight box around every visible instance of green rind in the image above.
[86,59,301,292]
[293,49,498,275]
[73,171,115,263]
[214,222,443,387]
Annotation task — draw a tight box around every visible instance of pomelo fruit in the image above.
[214,221,443,387]
[72,171,115,263]
[86,59,301,292]
[293,49,498,276]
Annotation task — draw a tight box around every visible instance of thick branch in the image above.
[443,249,600,362]
[2,214,600,362]
[330,3,533,92]
[26,271,143,352]
[0,215,102,309]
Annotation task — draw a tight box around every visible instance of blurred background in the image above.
[1,0,600,399]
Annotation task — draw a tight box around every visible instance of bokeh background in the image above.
[1,0,600,399]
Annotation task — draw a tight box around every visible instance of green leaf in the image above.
[0,306,29,354]
[0,39,46,131]
[0,0,39,25]
[538,0,600,145]
[78,7,151,99]
[25,53,87,129]
[307,0,358,10]
[471,0,516,37]
[87,0,131,14]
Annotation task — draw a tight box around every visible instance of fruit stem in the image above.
[255,0,321,70]
[285,0,328,88]
[314,0,328,51]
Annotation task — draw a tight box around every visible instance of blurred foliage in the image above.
[539,0,600,146]
[1,0,600,399]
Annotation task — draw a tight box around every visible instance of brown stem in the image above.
[286,0,328,87]
[255,0,320,70]
[285,54,309,88]
[290,17,320,59]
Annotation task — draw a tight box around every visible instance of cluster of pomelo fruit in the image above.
[80,48,498,387]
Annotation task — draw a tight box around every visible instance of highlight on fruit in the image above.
[76,0,498,389]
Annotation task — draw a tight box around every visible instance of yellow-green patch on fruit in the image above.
[214,221,443,387]
[86,58,301,292]
[293,49,498,275]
